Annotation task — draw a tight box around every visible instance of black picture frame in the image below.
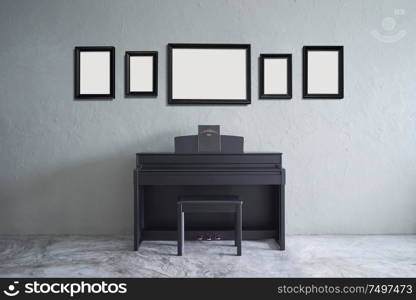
[168,43,251,105]
[303,46,344,99]
[74,46,115,99]
[125,51,158,97]
[259,54,292,99]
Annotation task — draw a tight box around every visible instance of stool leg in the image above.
[177,204,184,256]
[236,205,242,256]
[234,211,238,247]
[234,212,238,246]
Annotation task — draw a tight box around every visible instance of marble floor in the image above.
[0,235,415,277]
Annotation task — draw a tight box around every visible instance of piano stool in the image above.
[177,196,243,256]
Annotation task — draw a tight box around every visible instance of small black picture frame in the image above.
[125,51,158,97]
[168,43,251,105]
[259,54,292,99]
[74,46,115,99]
[303,46,344,99]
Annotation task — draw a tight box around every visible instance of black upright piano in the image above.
[134,153,285,250]
[133,127,285,251]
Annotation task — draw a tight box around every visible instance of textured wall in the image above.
[0,0,415,235]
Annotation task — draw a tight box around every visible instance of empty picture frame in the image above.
[303,46,343,99]
[168,43,251,104]
[125,51,158,96]
[74,46,115,99]
[259,54,292,99]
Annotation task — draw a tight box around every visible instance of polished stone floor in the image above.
[0,235,415,277]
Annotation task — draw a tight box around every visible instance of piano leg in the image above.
[177,203,184,256]
[236,204,242,256]
[134,169,142,251]
[277,184,285,250]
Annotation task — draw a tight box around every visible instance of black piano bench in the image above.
[177,196,243,256]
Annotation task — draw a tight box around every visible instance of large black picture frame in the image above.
[74,46,115,99]
[168,43,251,105]
[125,51,158,97]
[303,46,344,99]
[259,54,292,99]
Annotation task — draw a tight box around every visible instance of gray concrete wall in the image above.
[0,0,415,235]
